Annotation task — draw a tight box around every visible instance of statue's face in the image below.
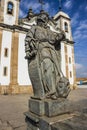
[37,14,48,26]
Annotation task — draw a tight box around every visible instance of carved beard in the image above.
[37,19,48,28]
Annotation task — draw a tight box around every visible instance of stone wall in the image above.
[0,85,33,95]
[0,84,77,95]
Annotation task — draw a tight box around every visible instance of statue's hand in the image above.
[56,32,65,42]
[25,40,38,60]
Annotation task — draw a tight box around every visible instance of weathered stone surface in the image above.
[0,85,33,94]
[51,114,87,130]
[25,10,70,100]
[24,110,76,130]
[29,98,74,117]
[24,111,39,130]
[25,111,87,130]
[44,99,73,117]
[0,120,13,130]
[39,113,76,130]
[28,59,45,99]
[29,98,45,116]
[15,126,27,130]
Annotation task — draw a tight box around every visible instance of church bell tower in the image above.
[0,0,20,25]
[54,2,76,88]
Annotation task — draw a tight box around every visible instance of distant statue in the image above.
[25,10,70,100]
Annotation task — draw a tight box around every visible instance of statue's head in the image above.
[37,10,49,26]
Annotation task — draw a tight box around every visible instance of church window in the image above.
[7,2,14,15]
[4,48,8,57]
[64,22,68,32]
[70,71,72,78]
[69,57,71,64]
[3,67,8,76]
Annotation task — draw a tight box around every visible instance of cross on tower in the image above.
[59,0,62,10]
[38,0,45,10]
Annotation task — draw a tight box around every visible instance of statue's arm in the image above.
[56,31,65,43]
[25,26,38,60]
[48,28,65,45]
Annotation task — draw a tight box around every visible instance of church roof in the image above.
[54,11,70,20]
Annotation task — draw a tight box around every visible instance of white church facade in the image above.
[0,0,76,94]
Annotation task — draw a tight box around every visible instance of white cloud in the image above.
[71,12,79,27]
[44,3,50,12]
[75,63,83,70]
[28,2,40,11]
[78,20,87,30]
[75,63,87,78]
[64,0,72,9]
[77,24,87,30]
[73,19,87,41]
[85,6,87,11]
[19,9,26,18]
[19,0,50,17]
[82,72,87,77]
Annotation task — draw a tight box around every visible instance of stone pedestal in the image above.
[44,99,73,117]
[25,111,39,130]
[51,114,87,130]
[29,98,73,117]
[25,98,75,130]
[29,99,45,116]
[24,111,77,130]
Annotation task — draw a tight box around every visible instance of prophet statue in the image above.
[25,10,70,100]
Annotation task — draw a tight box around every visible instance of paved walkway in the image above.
[0,88,87,130]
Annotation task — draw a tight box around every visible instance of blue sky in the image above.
[19,0,87,78]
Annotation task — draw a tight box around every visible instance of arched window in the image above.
[3,66,8,76]
[64,22,68,32]
[70,71,72,78]
[69,57,71,64]
[7,2,14,15]
[4,48,8,57]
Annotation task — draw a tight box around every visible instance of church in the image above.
[0,0,76,94]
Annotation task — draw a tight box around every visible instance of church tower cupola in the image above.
[0,0,20,25]
[54,10,73,41]
[54,0,73,41]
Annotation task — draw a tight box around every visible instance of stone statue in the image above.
[25,10,70,100]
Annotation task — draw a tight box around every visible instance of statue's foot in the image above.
[46,91,56,99]
[46,92,57,100]
[51,95,57,100]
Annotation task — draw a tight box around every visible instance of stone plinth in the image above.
[29,98,73,117]
[24,111,77,130]
[25,111,39,130]
[25,98,75,130]
[51,114,87,130]
[29,98,45,116]
[25,111,87,130]
[44,99,73,117]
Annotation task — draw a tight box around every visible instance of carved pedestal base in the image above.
[25,111,79,130]
[44,99,73,117]
[25,98,75,130]
[29,98,73,117]
[25,110,87,130]
[29,99,45,116]
[25,111,39,130]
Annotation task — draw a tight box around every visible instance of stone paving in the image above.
[0,94,30,130]
[0,88,87,130]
